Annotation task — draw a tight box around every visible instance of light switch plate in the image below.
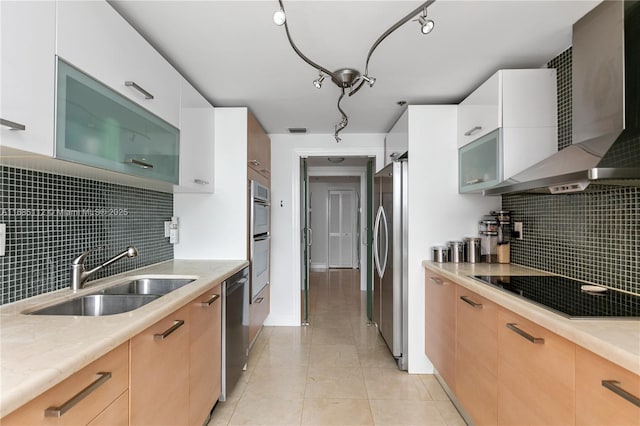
[0,224,6,256]
[164,221,171,238]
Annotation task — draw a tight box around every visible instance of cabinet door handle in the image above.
[193,179,210,185]
[460,295,483,308]
[254,297,264,304]
[124,158,154,169]
[429,276,445,285]
[44,372,112,417]
[465,178,484,185]
[0,118,26,131]
[154,320,185,341]
[602,380,640,408]
[249,159,261,167]
[464,125,482,136]
[506,323,544,344]
[201,294,220,307]
[125,81,154,99]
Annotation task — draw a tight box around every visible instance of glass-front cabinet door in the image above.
[56,59,179,183]
[458,128,502,193]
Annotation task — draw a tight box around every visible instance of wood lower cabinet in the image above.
[189,284,222,426]
[249,284,270,345]
[497,308,575,426]
[424,271,456,389]
[575,346,640,426]
[130,305,190,426]
[2,343,128,426]
[455,287,498,425]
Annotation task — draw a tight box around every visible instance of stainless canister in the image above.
[447,241,464,263]
[431,246,449,263]
[464,237,482,263]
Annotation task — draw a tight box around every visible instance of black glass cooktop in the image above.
[472,275,640,319]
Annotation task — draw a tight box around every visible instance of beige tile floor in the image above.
[208,269,466,426]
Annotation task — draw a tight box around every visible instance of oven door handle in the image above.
[253,234,271,242]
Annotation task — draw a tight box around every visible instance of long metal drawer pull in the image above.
[602,380,640,408]
[193,178,210,185]
[124,158,154,169]
[429,276,445,285]
[460,295,483,308]
[44,372,112,417]
[124,81,154,99]
[0,118,26,131]
[154,320,185,341]
[506,323,544,344]
[464,125,482,136]
[202,294,220,307]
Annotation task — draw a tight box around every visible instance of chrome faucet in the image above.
[71,246,138,292]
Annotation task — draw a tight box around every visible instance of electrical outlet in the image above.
[514,222,523,240]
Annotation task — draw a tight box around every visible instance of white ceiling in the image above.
[109,0,600,136]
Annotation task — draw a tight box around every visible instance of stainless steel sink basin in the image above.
[100,278,194,296]
[29,294,160,316]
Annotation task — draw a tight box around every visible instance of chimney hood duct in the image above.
[485,0,640,196]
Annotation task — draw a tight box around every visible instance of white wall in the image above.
[309,180,361,270]
[268,133,385,326]
[173,108,248,259]
[405,106,500,373]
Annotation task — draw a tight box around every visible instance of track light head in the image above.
[362,75,376,87]
[273,8,286,26]
[417,9,434,34]
[313,74,325,89]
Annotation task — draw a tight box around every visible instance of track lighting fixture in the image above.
[417,7,435,34]
[274,0,436,142]
[313,73,325,89]
[273,8,286,26]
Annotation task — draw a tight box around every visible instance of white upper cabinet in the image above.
[384,110,408,167]
[175,77,215,193]
[0,1,56,156]
[458,69,557,148]
[56,1,181,128]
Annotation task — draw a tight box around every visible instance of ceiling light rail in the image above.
[273,0,436,142]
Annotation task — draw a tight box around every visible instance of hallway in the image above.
[208,269,465,425]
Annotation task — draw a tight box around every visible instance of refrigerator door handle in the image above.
[379,207,389,276]
[373,206,383,278]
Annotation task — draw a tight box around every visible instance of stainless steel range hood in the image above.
[485,0,640,196]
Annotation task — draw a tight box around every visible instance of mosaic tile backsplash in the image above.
[502,49,639,295]
[0,166,173,304]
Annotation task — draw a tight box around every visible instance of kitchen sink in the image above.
[29,294,160,316]
[99,278,194,296]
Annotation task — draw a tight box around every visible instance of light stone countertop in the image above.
[0,259,248,418]
[423,261,640,376]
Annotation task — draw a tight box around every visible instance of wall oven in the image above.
[250,180,270,302]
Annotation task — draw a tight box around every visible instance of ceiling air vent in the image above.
[288,127,307,134]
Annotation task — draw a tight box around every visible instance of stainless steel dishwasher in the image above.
[220,266,249,401]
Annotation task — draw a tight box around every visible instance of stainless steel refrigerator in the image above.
[373,159,408,370]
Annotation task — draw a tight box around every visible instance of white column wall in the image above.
[406,106,500,373]
[173,107,248,259]
[267,133,384,326]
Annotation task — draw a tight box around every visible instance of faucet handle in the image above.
[71,247,102,266]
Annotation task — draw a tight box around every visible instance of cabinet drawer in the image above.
[2,343,128,425]
[86,390,128,426]
[498,308,575,425]
[456,287,498,426]
[56,1,180,127]
[249,283,270,345]
[424,272,456,390]
[576,346,640,426]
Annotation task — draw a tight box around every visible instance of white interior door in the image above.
[328,190,355,268]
